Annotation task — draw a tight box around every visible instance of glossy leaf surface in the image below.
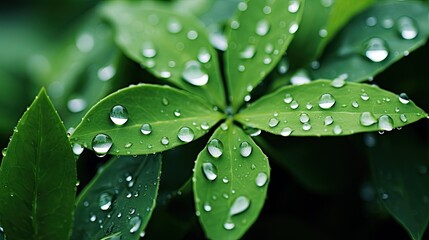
[193,123,270,240]
[0,89,76,239]
[236,80,427,136]
[72,154,162,239]
[71,84,223,155]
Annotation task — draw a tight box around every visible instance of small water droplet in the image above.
[268,118,279,127]
[187,30,198,40]
[331,77,346,88]
[263,6,272,14]
[288,0,300,13]
[178,127,194,142]
[89,214,97,222]
[366,16,377,27]
[352,101,359,108]
[161,137,169,145]
[324,116,334,126]
[378,115,394,131]
[289,22,299,34]
[256,172,268,187]
[141,123,152,135]
[167,18,182,33]
[382,18,394,29]
[360,112,377,126]
[162,97,169,106]
[67,98,87,113]
[239,141,252,157]
[97,65,116,81]
[302,123,312,131]
[306,102,313,110]
[278,57,289,74]
[361,93,369,101]
[92,134,113,155]
[398,93,410,104]
[256,19,270,36]
[230,196,250,216]
[400,114,407,123]
[320,0,333,7]
[364,37,389,62]
[182,60,209,86]
[141,42,157,58]
[263,56,272,65]
[202,162,218,181]
[333,125,342,135]
[381,193,389,200]
[129,216,142,233]
[283,93,293,104]
[318,94,336,109]
[207,138,224,158]
[290,100,299,109]
[280,127,292,136]
[397,16,418,40]
[198,48,211,63]
[2,148,7,157]
[72,143,84,155]
[299,113,310,123]
[319,28,328,38]
[99,192,113,211]
[238,2,248,11]
[159,70,171,79]
[240,45,256,59]
[174,109,181,117]
[76,33,94,53]
[110,105,129,126]
[224,220,235,230]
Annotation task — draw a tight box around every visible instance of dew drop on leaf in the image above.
[197,48,211,63]
[67,98,87,113]
[352,101,359,108]
[92,133,113,155]
[162,97,169,106]
[290,100,299,109]
[141,42,157,58]
[98,192,113,211]
[229,196,250,216]
[255,172,268,187]
[360,112,377,126]
[239,141,252,157]
[324,116,334,126]
[278,57,289,74]
[167,18,182,34]
[378,115,394,131]
[207,138,224,158]
[182,60,209,86]
[89,213,97,222]
[288,0,300,13]
[318,93,336,109]
[361,93,370,101]
[283,93,293,103]
[178,127,194,142]
[240,45,256,59]
[302,123,312,131]
[397,16,418,40]
[238,2,248,11]
[224,220,235,230]
[288,22,299,34]
[97,65,116,81]
[280,127,293,136]
[299,113,310,123]
[333,125,342,135]
[110,105,129,126]
[268,118,279,127]
[129,216,142,233]
[159,70,171,79]
[203,202,212,212]
[140,123,152,135]
[73,143,84,155]
[1,148,7,157]
[400,114,408,123]
[398,93,410,104]
[306,102,313,110]
[255,19,270,36]
[174,109,181,117]
[160,137,169,145]
[201,122,210,130]
[363,37,389,62]
[202,162,218,181]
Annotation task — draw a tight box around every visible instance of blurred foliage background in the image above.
[0,0,428,239]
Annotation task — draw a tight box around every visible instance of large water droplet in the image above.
[364,38,389,62]
[256,19,270,36]
[378,115,394,131]
[141,42,157,58]
[299,113,310,123]
[280,127,292,136]
[302,123,312,131]
[198,48,211,63]
[99,192,113,211]
[202,162,218,181]
[129,216,142,233]
[398,93,410,104]
[140,123,152,135]
[229,196,250,216]
[161,137,169,145]
[256,172,268,187]
[288,22,299,34]
[318,94,336,109]
[360,112,377,126]
[110,105,129,126]
[268,118,279,127]
[240,45,256,59]
[288,0,300,13]
[92,134,113,155]
[324,116,334,126]
[207,138,224,158]
[182,60,209,86]
[290,100,299,109]
[361,93,369,101]
[397,16,418,40]
[73,143,84,155]
[178,127,194,142]
[224,220,235,230]
[239,141,252,157]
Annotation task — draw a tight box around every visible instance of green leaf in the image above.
[225,0,304,111]
[287,0,373,66]
[312,1,429,82]
[72,154,162,239]
[369,131,429,240]
[71,84,224,155]
[101,1,226,109]
[193,123,270,240]
[0,89,76,239]
[236,80,427,136]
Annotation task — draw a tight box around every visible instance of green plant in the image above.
[1,0,429,239]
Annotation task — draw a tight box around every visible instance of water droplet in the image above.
[76,33,94,53]
[360,112,377,126]
[207,138,224,158]
[319,28,328,38]
[167,18,182,33]
[140,123,152,135]
[256,19,270,36]
[398,93,410,104]
[174,109,181,117]
[278,57,289,74]
[230,20,240,29]
[381,193,389,200]
[89,214,97,222]
[161,137,169,145]
[239,141,252,157]
[187,30,198,40]
[222,177,229,184]
[99,192,113,211]
[352,101,359,108]
[202,162,218,181]
[238,2,248,11]
[178,127,194,142]
[141,42,157,58]
[268,118,279,127]
[240,45,256,59]
[318,94,336,109]
[224,220,235,230]
[129,216,142,233]
[289,22,299,34]
[290,100,299,109]
[263,6,272,14]
[198,48,211,63]
[73,143,84,155]
[182,60,209,86]
[230,196,250,216]
[203,202,212,212]
[382,18,394,29]
[290,70,310,85]
[333,125,342,135]
[162,97,169,106]
[302,123,312,131]
[400,114,407,123]
[97,65,116,81]
[331,77,346,88]
[256,172,268,187]
[263,56,272,65]
[110,105,129,126]
[299,113,310,123]
[364,37,389,62]
[244,94,251,102]
[201,122,210,130]
[280,127,292,136]
[378,115,394,131]
[306,102,313,110]
[366,16,377,27]
[361,93,370,101]
[2,148,7,157]
[92,134,113,155]
[320,0,333,7]
[67,98,87,113]
[283,93,293,103]
[397,16,418,40]
[159,70,171,79]
[288,0,300,13]
[324,116,334,126]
